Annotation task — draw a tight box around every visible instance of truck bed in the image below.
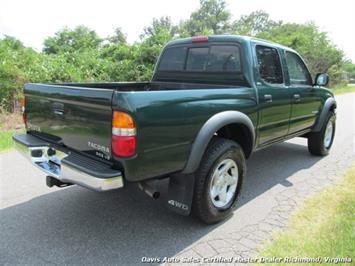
[23,81,241,164]
[55,81,237,91]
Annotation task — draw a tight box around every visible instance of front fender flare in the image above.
[182,111,255,174]
[312,97,337,132]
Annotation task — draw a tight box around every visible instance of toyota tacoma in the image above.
[13,35,336,224]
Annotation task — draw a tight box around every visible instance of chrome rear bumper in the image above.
[13,134,124,191]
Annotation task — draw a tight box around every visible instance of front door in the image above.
[254,44,292,145]
[284,51,322,134]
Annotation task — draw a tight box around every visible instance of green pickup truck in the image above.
[13,35,336,224]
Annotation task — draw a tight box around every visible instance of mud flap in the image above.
[166,174,195,216]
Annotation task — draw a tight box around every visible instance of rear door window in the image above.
[256,45,284,84]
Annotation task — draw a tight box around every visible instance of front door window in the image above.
[285,52,312,86]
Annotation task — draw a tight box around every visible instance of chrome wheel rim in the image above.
[324,120,334,148]
[209,159,239,209]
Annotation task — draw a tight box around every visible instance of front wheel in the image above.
[308,112,336,156]
[192,138,246,224]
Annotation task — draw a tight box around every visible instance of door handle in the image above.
[53,110,64,116]
[293,94,301,103]
[264,94,272,103]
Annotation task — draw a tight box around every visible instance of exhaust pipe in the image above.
[138,181,160,199]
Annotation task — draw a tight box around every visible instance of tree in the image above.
[343,62,355,81]
[0,9,350,113]
[136,17,178,79]
[0,35,25,50]
[257,22,344,82]
[233,10,281,36]
[43,25,102,54]
[0,37,35,111]
[141,16,177,40]
[107,27,127,44]
[179,0,231,36]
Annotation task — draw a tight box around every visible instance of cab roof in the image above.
[166,35,297,54]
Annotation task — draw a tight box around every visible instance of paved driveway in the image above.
[1,93,354,265]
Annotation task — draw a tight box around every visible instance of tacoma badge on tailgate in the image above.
[88,141,110,160]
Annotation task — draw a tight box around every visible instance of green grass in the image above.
[0,112,24,152]
[256,166,355,265]
[0,130,14,152]
[332,84,355,95]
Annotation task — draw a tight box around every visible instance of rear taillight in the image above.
[112,111,136,157]
[21,96,26,125]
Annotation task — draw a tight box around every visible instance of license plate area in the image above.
[29,146,68,178]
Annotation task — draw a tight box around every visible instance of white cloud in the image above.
[0,0,354,61]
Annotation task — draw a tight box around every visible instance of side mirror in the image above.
[315,73,329,87]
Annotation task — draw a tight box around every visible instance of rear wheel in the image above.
[308,112,336,156]
[192,138,246,224]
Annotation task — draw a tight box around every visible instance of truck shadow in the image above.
[0,139,322,265]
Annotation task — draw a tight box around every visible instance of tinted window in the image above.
[186,47,209,71]
[158,44,242,73]
[286,52,312,85]
[158,47,186,71]
[155,45,247,86]
[207,46,241,72]
[256,45,283,84]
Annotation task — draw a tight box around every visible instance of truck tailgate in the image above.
[24,83,113,161]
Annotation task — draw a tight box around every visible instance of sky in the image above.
[1,0,354,61]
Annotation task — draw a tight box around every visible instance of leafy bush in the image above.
[0,1,350,112]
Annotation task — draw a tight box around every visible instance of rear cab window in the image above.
[155,43,247,86]
[159,45,242,72]
[207,46,241,72]
[186,47,209,71]
[158,47,186,71]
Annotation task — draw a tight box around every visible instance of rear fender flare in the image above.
[182,111,255,174]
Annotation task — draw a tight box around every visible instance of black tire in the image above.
[308,112,336,156]
[192,138,246,224]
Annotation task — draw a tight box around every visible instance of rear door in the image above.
[253,44,292,145]
[284,51,322,134]
[25,84,113,161]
